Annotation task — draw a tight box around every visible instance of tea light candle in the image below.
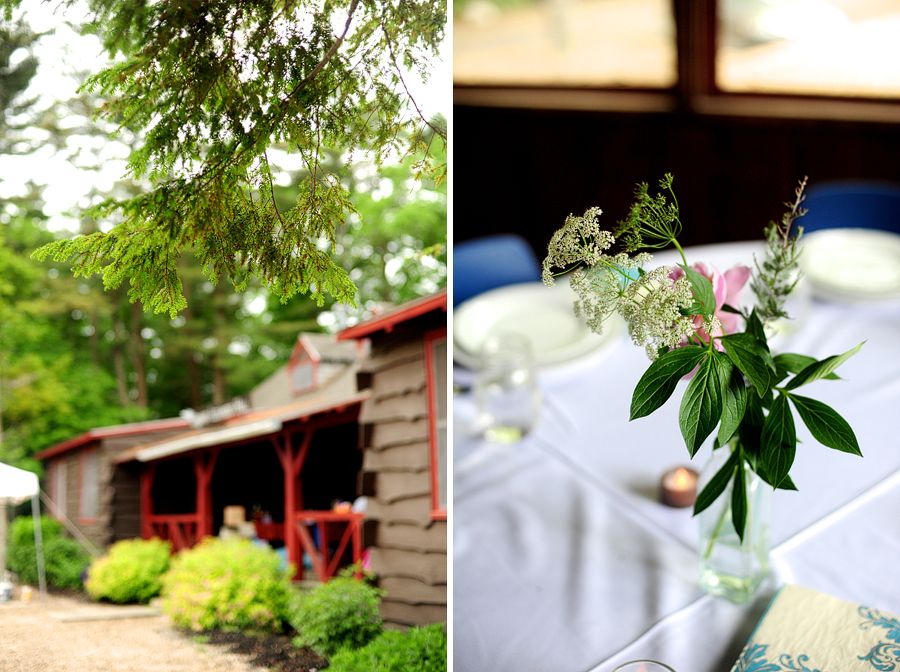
[660,467,698,508]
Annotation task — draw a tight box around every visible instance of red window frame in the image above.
[424,327,448,520]
[78,447,99,524]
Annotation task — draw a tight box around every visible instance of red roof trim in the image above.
[34,418,192,461]
[336,288,447,341]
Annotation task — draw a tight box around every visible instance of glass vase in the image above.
[697,444,773,603]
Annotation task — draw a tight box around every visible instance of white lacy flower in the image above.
[618,266,696,359]
[542,207,611,286]
[568,251,657,335]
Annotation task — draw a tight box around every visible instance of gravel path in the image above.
[0,590,268,672]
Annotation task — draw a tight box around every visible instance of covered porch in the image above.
[115,392,371,582]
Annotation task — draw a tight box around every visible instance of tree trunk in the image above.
[112,343,130,406]
[180,259,204,409]
[129,301,148,408]
[212,284,227,406]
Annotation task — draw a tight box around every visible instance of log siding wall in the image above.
[359,319,448,628]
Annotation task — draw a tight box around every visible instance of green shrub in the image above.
[6,515,90,589]
[85,537,172,603]
[327,624,447,672]
[290,569,384,657]
[161,537,293,632]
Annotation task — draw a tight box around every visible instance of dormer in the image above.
[248,332,361,409]
[287,334,321,396]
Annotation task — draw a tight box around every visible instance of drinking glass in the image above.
[611,661,678,672]
[473,333,541,443]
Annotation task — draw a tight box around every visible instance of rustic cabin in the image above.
[36,331,369,581]
[36,289,448,616]
[336,288,448,628]
[112,389,371,582]
[33,418,192,551]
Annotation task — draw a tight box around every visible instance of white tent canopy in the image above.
[0,461,46,601]
[0,462,39,505]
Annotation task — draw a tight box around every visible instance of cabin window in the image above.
[717,0,900,99]
[291,360,315,394]
[454,0,676,89]
[455,0,900,117]
[48,458,67,520]
[79,448,99,522]
[425,328,448,519]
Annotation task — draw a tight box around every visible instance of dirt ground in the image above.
[0,588,327,672]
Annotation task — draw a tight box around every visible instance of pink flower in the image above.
[669,262,751,346]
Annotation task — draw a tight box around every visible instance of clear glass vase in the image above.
[697,444,773,603]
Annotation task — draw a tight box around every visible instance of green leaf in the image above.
[784,342,865,390]
[788,394,862,456]
[680,265,716,318]
[774,353,840,383]
[630,346,707,420]
[717,364,748,445]
[732,457,747,542]
[693,448,739,516]
[752,461,797,490]
[719,332,776,397]
[745,308,768,346]
[679,352,727,456]
[719,303,742,315]
[760,393,796,488]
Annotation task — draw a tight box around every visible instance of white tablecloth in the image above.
[453,241,900,672]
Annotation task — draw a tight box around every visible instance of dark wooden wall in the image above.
[453,105,900,257]
[358,311,447,629]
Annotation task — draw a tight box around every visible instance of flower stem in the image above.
[671,238,689,268]
[704,494,732,560]
[704,444,740,560]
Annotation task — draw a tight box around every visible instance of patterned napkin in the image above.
[732,584,900,671]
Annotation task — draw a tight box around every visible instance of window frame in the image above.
[78,447,100,524]
[48,457,68,521]
[453,0,900,124]
[423,327,448,521]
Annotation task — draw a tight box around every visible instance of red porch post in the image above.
[273,431,313,579]
[192,450,219,540]
[140,464,156,540]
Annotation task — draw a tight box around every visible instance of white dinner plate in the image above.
[799,228,900,302]
[453,281,623,369]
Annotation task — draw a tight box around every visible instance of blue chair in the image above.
[453,234,542,306]
[799,180,900,234]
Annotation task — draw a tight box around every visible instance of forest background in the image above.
[0,7,448,474]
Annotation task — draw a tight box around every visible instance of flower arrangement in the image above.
[542,174,863,543]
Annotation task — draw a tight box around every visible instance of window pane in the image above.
[80,450,98,520]
[431,338,448,510]
[719,0,900,98]
[292,362,314,392]
[52,459,67,519]
[454,0,676,87]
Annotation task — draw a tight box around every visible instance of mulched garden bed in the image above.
[197,629,330,672]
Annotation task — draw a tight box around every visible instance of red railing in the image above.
[148,514,200,552]
[143,511,361,582]
[293,511,364,582]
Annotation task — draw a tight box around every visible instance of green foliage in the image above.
[85,538,171,604]
[0,20,40,154]
[327,624,448,672]
[0,216,151,470]
[13,0,447,315]
[6,515,90,589]
[161,537,293,632]
[290,569,384,657]
[750,177,807,321]
[614,173,682,251]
